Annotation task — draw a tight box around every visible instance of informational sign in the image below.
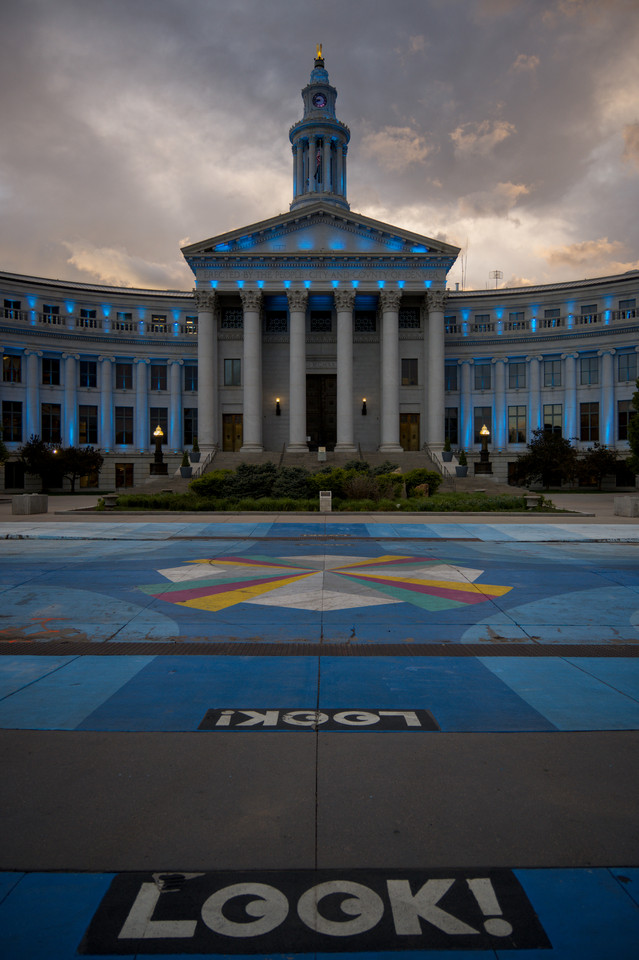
[198,708,440,731]
[80,868,551,954]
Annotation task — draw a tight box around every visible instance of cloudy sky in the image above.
[2,0,639,292]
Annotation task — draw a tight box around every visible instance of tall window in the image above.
[3,355,21,383]
[580,402,599,442]
[2,401,22,442]
[149,407,168,443]
[508,405,526,443]
[264,312,288,334]
[445,408,458,445]
[115,311,133,330]
[618,353,637,382]
[184,315,198,335]
[42,304,60,323]
[474,406,492,443]
[79,405,98,444]
[508,362,526,390]
[618,400,636,441]
[354,311,376,332]
[3,299,21,318]
[150,364,167,391]
[544,359,561,388]
[401,358,418,386]
[221,308,243,329]
[115,407,134,445]
[42,358,60,385]
[115,363,133,390]
[224,359,241,386]
[399,308,420,329]
[474,363,491,391]
[41,403,61,443]
[580,356,598,385]
[80,360,97,388]
[619,298,636,319]
[79,308,97,328]
[543,404,562,435]
[544,308,561,328]
[184,408,198,445]
[310,312,332,332]
[184,365,198,392]
[151,315,167,333]
[445,365,458,391]
[473,314,491,332]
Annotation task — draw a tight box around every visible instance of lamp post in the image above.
[475,423,493,475]
[150,424,168,475]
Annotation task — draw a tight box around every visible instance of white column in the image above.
[194,290,217,450]
[169,359,183,453]
[334,287,357,452]
[426,289,447,448]
[599,349,615,446]
[563,353,578,441]
[99,356,114,452]
[493,358,506,448]
[459,359,473,450]
[62,353,79,446]
[25,349,42,440]
[287,288,308,451]
[240,288,263,452]
[379,288,403,452]
[134,358,149,452]
[527,355,542,435]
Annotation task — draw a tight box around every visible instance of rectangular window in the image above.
[184,315,198,335]
[508,405,527,443]
[401,358,418,386]
[3,355,21,383]
[151,315,167,333]
[264,312,288,334]
[445,407,458,445]
[619,298,636,319]
[221,308,243,329]
[580,402,599,442]
[399,308,420,329]
[445,315,458,333]
[184,407,198,446]
[580,356,598,385]
[79,308,97,328]
[472,314,491,333]
[115,406,134,445]
[184,365,198,392]
[508,361,526,390]
[2,400,22,442]
[354,311,376,332]
[224,358,241,386]
[543,404,562,436]
[474,363,491,391]
[150,364,167,391]
[78,405,98,444]
[310,312,332,333]
[618,400,636,441]
[42,358,60,385]
[543,308,561,329]
[149,407,168,443]
[445,365,458,391]
[115,362,133,390]
[474,406,492,443]
[79,360,97,388]
[544,359,561,388]
[42,304,60,323]
[115,312,133,331]
[581,303,597,315]
[4,299,21,318]
[618,353,637,382]
[115,463,134,488]
[4,461,25,489]
[41,403,61,443]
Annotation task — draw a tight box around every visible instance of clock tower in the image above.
[289,46,350,211]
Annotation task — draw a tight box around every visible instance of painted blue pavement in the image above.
[1,868,639,959]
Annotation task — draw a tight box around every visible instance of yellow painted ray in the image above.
[175,572,316,611]
[339,570,512,597]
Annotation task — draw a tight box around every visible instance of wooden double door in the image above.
[306,375,337,450]
[222,414,243,451]
[400,413,420,451]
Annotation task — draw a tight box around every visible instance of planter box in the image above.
[180,466,192,479]
[455,466,468,478]
[442,451,453,462]
[190,452,201,463]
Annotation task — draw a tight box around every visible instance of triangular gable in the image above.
[181,202,459,260]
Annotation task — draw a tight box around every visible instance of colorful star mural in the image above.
[138,554,513,614]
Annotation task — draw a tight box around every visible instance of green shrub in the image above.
[371,460,400,476]
[342,459,370,473]
[271,466,311,499]
[403,468,443,496]
[190,469,233,498]
[229,462,278,498]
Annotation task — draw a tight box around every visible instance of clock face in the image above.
[312,93,327,108]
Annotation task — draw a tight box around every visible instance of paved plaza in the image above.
[0,499,638,957]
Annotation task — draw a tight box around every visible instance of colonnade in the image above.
[195,287,448,453]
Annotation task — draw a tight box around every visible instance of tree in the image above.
[18,435,57,491]
[514,429,579,489]
[58,446,104,492]
[578,443,620,490]
[627,376,639,474]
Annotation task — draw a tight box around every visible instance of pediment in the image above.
[182,202,459,261]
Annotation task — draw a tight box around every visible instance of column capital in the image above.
[457,358,474,365]
[597,348,616,357]
[168,358,184,366]
[525,355,543,363]
[24,349,43,357]
[379,288,402,311]
[98,355,115,363]
[287,289,308,311]
[427,289,449,311]
[239,288,263,312]
[560,352,578,361]
[133,357,150,365]
[333,288,356,311]
[193,289,216,312]
[62,353,80,361]
[491,357,507,365]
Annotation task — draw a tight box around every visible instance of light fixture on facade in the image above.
[275,398,281,416]
[151,425,167,476]
[361,398,367,416]
[476,424,492,476]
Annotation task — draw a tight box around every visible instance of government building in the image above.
[1,51,638,489]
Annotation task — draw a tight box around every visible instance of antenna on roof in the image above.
[489,269,503,289]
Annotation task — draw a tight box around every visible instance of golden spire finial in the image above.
[316,42,323,59]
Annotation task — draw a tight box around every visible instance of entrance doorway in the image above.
[400,413,420,451]
[222,414,243,451]
[306,374,337,450]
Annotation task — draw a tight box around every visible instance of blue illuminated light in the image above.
[330,240,345,251]
[257,280,264,288]
[210,280,217,289]
[298,239,314,250]
[65,301,74,314]
[172,310,180,321]
[412,245,427,253]
[531,318,537,332]
[237,281,244,289]
[304,280,311,288]
[27,296,37,308]
[30,311,36,326]
[497,322,503,336]
[605,309,611,325]
[351,281,358,288]
[398,281,405,289]
[215,243,231,252]
[495,309,503,320]
[173,322,179,336]
[284,280,291,289]
[102,305,111,317]
[378,280,385,289]
[424,281,432,289]
[461,309,470,321]
[138,307,146,319]
[332,280,339,288]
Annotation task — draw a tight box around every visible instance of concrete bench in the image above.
[11,494,48,515]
